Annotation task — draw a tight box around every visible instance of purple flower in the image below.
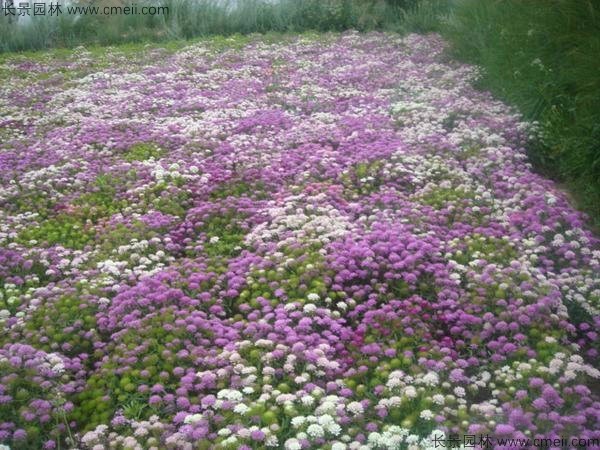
[495,424,515,435]
[13,429,27,440]
[532,398,549,411]
[251,430,266,441]
[149,395,162,405]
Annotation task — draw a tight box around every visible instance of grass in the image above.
[397,0,449,33]
[0,0,407,53]
[439,0,600,228]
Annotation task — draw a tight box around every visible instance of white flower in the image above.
[317,414,335,427]
[432,394,445,405]
[387,396,402,407]
[291,416,306,428]
[222,435,238,446]
[332,443,347,450]
[306,423,325,438]
[420,409,434,421]
[368,432,382,445]
[284,438,302,450]
[183,413,203,424]
[266,435,279,447]
[406,434,420,444]
[327,423,342,436]
[217,389,243,402]
[301,395,314,406]
[347,401,364,415]
[421,372,439,386]
[404,386,417,399]
[317,398,336,413]
[218,427,232,436]
[255,339,274,348]
[81,431,101,445]
[303,303,317,314]
[209,236,220,244]
[454,387,466,397]
[294,375,308,384]
[233,403,250,415]
[237,428,251,438]
[307,293,320,301]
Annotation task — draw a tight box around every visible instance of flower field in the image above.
[0,32,599,449]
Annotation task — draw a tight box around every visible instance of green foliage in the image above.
[5,190,56,218]
[235,245,328,311]
[418,186,473,209]
[341,160,386,197]
[200,213,247,258]
[76,310,207,430]
[124,143,165,162]
[163,0,401,38]
[17,214,95,249]
[209,180,267,200]
[450,234,518,266]
[92,221,160,263]
[0,0,409,53]
[153,186,191,217]
[399,0,449,33]
[25,294,99,358]
[0,284,23,317]
[443,0,600,228]
[0,260,51,315]
[14,173,131,249]
[0,359,73,449]
[0,7,166,52]
[74,174,128,222]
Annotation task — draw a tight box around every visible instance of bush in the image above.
[442,0,600,227]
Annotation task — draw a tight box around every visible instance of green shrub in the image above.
[443,0,600,227]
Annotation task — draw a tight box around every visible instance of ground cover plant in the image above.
[0,32,599,449]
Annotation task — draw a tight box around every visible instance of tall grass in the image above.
[0,0,405,52]
[442,0,600,227]
[163,0,394,37]
[0,10,166,52]
[397,0,449,33]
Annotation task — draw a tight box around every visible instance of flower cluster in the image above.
[0,32,598,449]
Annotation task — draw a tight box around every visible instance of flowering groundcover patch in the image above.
[0,32,599,450]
